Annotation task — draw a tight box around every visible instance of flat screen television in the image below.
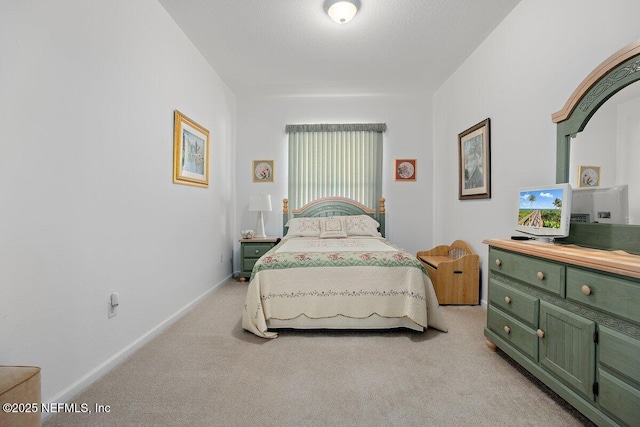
[570,184,629,224]
[515,183,572,243]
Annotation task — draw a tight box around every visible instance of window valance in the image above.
[285,123,387,133]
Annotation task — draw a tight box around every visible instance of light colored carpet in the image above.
[44,279,594,426]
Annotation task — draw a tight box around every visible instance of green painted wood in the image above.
[599,326,640,386]
[555,53,640,254]
[489,248,566,297]
[485,328,619,427]
[283,212,288,236]
[487,305,538,361]
[239,240,277,279]
[558,223,640,255]
[567,267,640,325]
[488,278,539,328]
[598,368,640,427]
[377,213,385,239]
[539,300,596,400]
[485,242,640,426]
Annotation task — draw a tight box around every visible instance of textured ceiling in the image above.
[158,0,521,96]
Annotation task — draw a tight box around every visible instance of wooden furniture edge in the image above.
[417,240,478,265]
[239,237,279,243]
[417,254,451,268]
[418,241,480,305]
[483,238,640,279]
[283,197,385,215]
[551,39,640,123]
[289,197,377,215]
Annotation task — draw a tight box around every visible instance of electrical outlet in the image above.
[219,254,224,263]
[108,302,117,318]
[108,292,119,318]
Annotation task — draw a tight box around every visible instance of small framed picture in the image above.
[459,118,491,200]
[173,110,210,188]
[578,165,601,187]
[395,159,416,181]
[253,160,274,183]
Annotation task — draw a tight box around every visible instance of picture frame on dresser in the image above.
[458,118,491,200]
[173,110,210,188]
[578,165,601,187]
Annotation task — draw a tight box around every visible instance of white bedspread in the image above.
[275,237,398,253]
[242,237,448,338]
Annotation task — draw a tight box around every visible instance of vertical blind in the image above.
[286,123,386,211]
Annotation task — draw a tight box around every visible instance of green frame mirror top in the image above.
[553,40,640,254]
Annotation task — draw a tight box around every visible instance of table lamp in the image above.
[249,194,272,238]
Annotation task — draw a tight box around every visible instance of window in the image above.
[286,123,386,211]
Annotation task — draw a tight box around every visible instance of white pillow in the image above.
[340,215,381,237]
[285,217,321,237]
[319,217,348,238]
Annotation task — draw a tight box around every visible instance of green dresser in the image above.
[484,239,640,427]
[239,237,279,281]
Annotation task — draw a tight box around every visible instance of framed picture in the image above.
[578,165,601,187]
[253,160,274,183]
[458,118,491,200]
[173,110,210,187]
[394,159,416,181]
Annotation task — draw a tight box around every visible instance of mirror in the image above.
[553,40,640,254]
[569,83,640,224]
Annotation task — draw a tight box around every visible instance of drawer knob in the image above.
[536,271,545,280]
[495,259,502,266]
[504,325,511,334]
[581,285,592,296]
[255,249,260,254]
[537,329,545,338]
[504,296,512,304]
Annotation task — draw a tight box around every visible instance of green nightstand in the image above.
[239,237,279,282]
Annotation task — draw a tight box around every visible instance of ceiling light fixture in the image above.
[327,0,358,24]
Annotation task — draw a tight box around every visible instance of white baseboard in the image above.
[41,275,231,419]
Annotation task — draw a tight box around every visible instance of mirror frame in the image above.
[552,40,640,254]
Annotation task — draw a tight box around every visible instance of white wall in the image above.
[618,98,640,223]
[433,0,640,306]
[570,102,617,187]
[235,93,433,270]
[0,0,236,405]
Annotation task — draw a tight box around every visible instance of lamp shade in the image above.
[328,1,358,24]
[249,194,272,212]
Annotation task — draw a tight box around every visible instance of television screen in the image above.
[515,183,572,242]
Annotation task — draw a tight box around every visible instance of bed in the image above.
[242,197,448,338]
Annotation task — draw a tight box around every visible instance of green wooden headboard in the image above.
[282,197,386,237]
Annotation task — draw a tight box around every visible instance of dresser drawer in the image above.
[242,243,274,259]
[599,326,640,386]
[487,305,538,361]
[239,238,278,280]
[488,278,539,328]
[567,267,640,324]
[242,258,259,273]
[598,368,640,427]
[489,248,565,297]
